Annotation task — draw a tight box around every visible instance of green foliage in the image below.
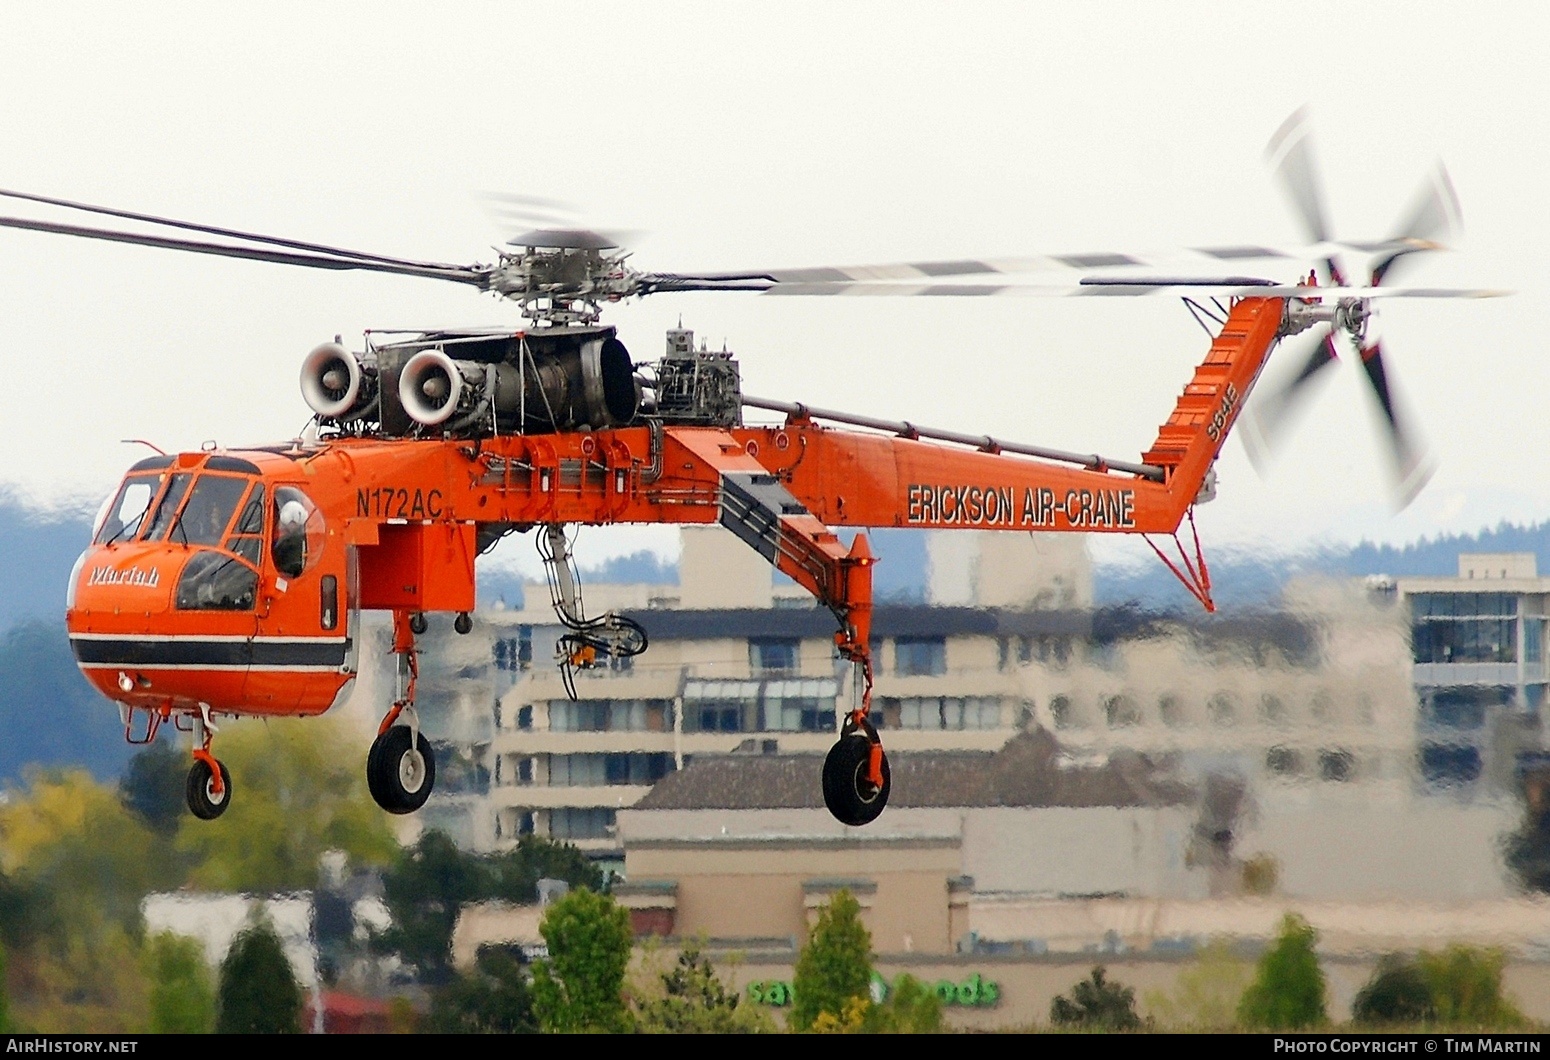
[791,890,873,1032]
[177,718,397,894]
[1353,946,1524,1029]
[426,948,536,1034]
[632,941,770,1033]
[531,888,633,1033]
[0,938,8,1033]
[1417,945,1524,1028]
[1050,966,1143,1031]
[216,917,302,1034]
[1353,954,1433,1026]
[145,932,214,1034]
[863,973,943,1034]
[119,743,188,838]
[1237,913,1326,1030]
[1143,939,1251,1029]
[377,830,603,984]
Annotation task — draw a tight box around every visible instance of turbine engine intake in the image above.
[300,342,379,421]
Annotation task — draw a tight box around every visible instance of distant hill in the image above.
[0,490,93,629]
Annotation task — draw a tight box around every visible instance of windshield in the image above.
[176,474,252,546]
[93,472,165,545]
[143,473,193,542]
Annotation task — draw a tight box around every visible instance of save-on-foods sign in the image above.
[747,972,1000,1008]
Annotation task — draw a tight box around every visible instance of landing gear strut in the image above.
[367,610,437,814]
[185,705,231,820]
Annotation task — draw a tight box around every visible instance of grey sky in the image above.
[0,2,1542,578]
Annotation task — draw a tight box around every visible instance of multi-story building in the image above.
[1396,551,1550,793]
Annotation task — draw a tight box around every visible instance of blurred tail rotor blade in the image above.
[1266,107,1334,246]
[1240,330,1341,472]
[1371,163,1462,285]
[1357,340,1436,507]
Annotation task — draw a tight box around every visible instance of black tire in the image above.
[186,758,233,820]
[367,726,436,814]
[822,736,890,826]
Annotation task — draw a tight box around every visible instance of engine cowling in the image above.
[300,342,378,420]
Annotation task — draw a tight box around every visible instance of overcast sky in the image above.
[0,2,1543,577]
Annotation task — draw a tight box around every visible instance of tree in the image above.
[1238,913,1326,1030]
[145,931,214,1034]
[530,888,633,1033]
[377,830,603,985]
[632,941,769,1033]
[863,973,942,1034]
[1144,939,1250,1029]
[216,917,302,1034]
[176,718,397,894]
[1050,966,1143,1030]
[790,890,873,1032]
[0,938,8,1033]
[119,742,188,838]
[426,948,536,1034]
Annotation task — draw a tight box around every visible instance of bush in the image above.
[1353,954,1433,1025]
[1143,939,1250,1029]
[791,890,873,1032]
[632,942,769,1033]
[864,973,943,1033]
[427,948,535,1034]
[1237,913,1325,1030]
[1353,946,1525,1029]
[146,932,214,1034]
[1419,946,1524,1028]
[1050,966,1143,1030]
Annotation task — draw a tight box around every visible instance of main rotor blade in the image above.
[1267,106,1334,246]
[1371,164,1462,286]
[1357,339,1436,507]
[1239,330,1341,472]
[0,214,487,286]
[0,187,469,272]
[646,239,1426,290]
[751,279,1508,299]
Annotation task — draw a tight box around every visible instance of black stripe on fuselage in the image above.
[70,637,347,669]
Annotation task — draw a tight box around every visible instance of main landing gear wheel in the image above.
[367,726,436,814]
[186,758,232,820]
[823,733,890,826]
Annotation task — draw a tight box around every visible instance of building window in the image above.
[1259,695,1290,727]
[494,627,532,671]
[1423,687,1504,730]
[1049,694,1077,730]
[1104,695,1141,728]
[750,638,800,675]
[898,696,1001,730]
[1411,592,1519,664]
[550,753,673,787]
[1158,695,1185,728]
[549,699,674,732]
[895,636,946,677]
[1207,693,1238,727]
[1319,749,1355,782]
[1419,743,1482,788]
[549,807,616,840]
[765,678,838,732]
[517,705,533,731]
[1266,746,1303,777]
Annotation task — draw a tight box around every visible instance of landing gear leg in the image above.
[823,651,890,826]
[367,610,436,814]
[186,705,232,820]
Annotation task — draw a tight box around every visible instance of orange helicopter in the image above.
[5,112,1496,826]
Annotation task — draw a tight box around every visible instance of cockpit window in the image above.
[143,473,193,542]
[175,474,251,546]
[272,486,324,578]
[93,472,164,545]
[175,550,258,611]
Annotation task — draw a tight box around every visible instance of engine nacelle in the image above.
[300,342,378,420]
[397,336,639,432]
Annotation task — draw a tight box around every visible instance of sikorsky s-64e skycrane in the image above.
[5,111,1499,825]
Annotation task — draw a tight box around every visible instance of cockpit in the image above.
[88,455,324,613]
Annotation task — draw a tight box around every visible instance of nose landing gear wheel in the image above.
[186,758,232,820]
[822,735,890,826]
[367,726,436,814]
